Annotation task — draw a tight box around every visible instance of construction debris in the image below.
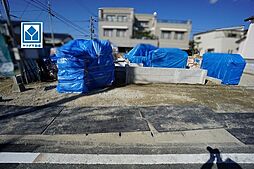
[187,54,202,69]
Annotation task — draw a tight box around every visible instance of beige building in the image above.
[98,8,192,52]
[193,26,244,56]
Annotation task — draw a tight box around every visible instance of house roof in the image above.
[44,33,73,40]
[44,33,73,45]
[0,19,22,27]
[244,16,254,22]
[193,26,244,36]
[98,7,134,11]
[0,20,72,38]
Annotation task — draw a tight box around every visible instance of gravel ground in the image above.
[1,79,254,113]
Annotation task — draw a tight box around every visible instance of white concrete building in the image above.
[238,16,254,60]
[238,16,254,87]
[193,26,244,56]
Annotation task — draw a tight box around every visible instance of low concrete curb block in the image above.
[126,67,207,85]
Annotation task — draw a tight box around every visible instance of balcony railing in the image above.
[99,18,191,24]
[157,19,190,24]
[99,18,131,22]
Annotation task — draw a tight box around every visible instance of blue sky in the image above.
[1,0,254,39]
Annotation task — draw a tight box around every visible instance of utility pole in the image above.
[48,0,55,47]
[1,0,25,92]
[89,16,94,39]
[2,0,16,47]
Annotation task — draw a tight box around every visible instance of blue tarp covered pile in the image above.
[201,53,246,85]
[56,39,114,93]
[147,48,188,68]
[125,44,157,66]
[125,44,188,68]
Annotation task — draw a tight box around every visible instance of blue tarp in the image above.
[56,39,114,93]
[125,44,157,66]
[125,44,188,68]
[50,54,57,64]
[147,48,188,68]
[201,53,246,85]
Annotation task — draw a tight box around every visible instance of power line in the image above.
[22,0,88,35]
[18,0,31,20]
[70,20,90,22]
[31,0,89,34]
[33,9,43,20]
[75,0,97,17]
[10,9,42,12]
[42,20,90,23]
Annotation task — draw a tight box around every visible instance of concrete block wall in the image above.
[126,66,207,85]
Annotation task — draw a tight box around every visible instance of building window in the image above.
[117,16,127,22]
[207,48,215,53]
[140,21,149,27]
[174,32,184,40]
[106,15,116,21]
[227,33,237,38]
[161,31,172,39]
[228,49,233,54]
[116,29,126,37]
[196,36,201,40]
[103,29,113,37]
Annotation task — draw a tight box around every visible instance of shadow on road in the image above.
[0,85,118,121]
[201,146,242,169]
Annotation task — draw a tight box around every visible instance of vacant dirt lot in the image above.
[1,79,254,113]
[1,78,254,145]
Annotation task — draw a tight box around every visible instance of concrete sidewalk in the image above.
[0,104,253,145]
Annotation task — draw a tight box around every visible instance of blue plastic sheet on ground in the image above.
[201,53,246,85]
[125,44,188,68]
[56,39,114,93]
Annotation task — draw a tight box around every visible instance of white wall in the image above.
[240,23,254,59]
[194,31,220,55]
[238,21,254,86]
[238,39,245,53]
[194,30,241,56]
[220,38,239,54]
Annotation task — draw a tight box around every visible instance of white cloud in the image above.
[209,0,219,4]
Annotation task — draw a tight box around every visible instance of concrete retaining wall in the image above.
[126,66,207,84]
